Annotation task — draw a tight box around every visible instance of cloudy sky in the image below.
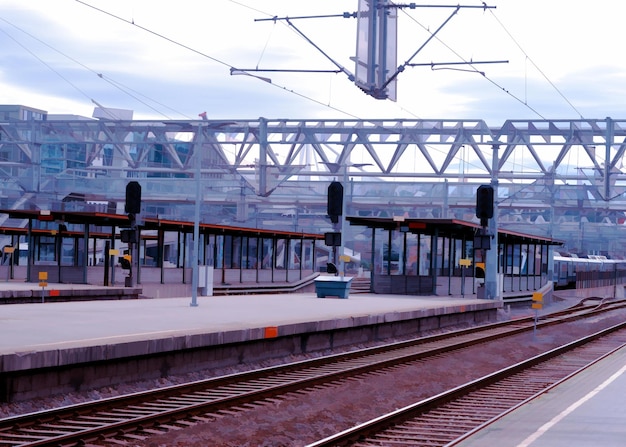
[1,0,624,125]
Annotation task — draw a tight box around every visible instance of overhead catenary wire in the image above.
[8,0,568,134]
[73,0,434,122]
[397,6,547,120]
[1,0,364,121]
[485,6,585,119]
[0,2,528,176]
[0,16,187,120]
[2,1,587,125]
[74,0,368,121]
[255,17,276,70]
[235,1,430,121]
[10,4,361,124]
[0,24,94,107]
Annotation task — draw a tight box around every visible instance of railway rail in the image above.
[0,299,624,446]
[308,321,626,446]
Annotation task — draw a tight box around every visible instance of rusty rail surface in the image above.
[308,322,626,446]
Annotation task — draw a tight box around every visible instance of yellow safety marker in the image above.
[2,246,14,283]
[532,291,544,336]
[109,249,119,256]
[339,255,351,263]
[458,259,473,297]
[532,292,543,309]
[38,271,48,303]
[38,271,48,288]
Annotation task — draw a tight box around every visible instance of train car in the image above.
[553,253,626,288]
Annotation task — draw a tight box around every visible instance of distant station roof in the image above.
[346,217,562,245]
[0,209,324,240]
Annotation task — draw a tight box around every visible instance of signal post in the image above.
[123,181,141,287]
[476,184,499,300]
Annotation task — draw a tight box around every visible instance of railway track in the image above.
[308,321,626,446]
[0,300,624,446]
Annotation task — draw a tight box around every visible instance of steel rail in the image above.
[307,322,626,446]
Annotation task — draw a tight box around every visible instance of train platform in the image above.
[0,287,502,356]
[0,279,140,303]
[453,344,626,447]
[0,279,517,402]
[0,278,577,402]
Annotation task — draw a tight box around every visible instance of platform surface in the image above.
[454,345,626,447]
[0,285,498,355]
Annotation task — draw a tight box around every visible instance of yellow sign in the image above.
[3,246,14,254]
[532,302,543,310]
[109,249,120,256]
[38,271,48,287]
[459,258,472,267]
[339,255,351,262]
[532,292,543,302]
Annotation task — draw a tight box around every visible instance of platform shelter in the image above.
[0,209,324,295]
[346,216,561,297]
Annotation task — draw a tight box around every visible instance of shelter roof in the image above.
[346,216,562,245]
[0,209,323,240]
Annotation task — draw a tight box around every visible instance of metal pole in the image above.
[339,167,348,278]
[110,227,116,286]
[485,144,500,300]
[605,117,613,201]
[190,124,203,307]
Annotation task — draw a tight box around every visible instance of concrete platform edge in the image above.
[1,301,498,373]
[0,299,501,401]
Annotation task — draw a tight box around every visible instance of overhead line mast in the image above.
[235,2,504,101]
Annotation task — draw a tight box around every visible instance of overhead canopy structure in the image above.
[1,113,626,259]
[0,209,324,239]
[346,216,561,246]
